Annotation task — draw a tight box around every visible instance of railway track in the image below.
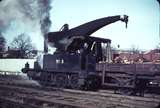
[0,79,160,108]
[0,84,114,108]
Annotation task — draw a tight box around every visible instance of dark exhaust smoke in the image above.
[0,0,52,50]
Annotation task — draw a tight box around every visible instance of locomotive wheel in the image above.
[84,75,101,91]
[39,72,48,86]
[70,74,79,89]
[55,74,67,88]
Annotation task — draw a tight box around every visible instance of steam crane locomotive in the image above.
[22,15,128,90]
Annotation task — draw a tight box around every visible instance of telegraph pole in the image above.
[156,0,160,47]
[158,0,160,42]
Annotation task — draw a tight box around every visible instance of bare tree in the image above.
[10,33,36,58]
[130,45,140,54]
[0,33,6,57]
[156,43,160,49]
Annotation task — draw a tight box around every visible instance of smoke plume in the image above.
[0,0,52,50]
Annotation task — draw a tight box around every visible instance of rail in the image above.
[0,82,160,108]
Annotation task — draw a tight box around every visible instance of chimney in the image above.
[44,36,48,53]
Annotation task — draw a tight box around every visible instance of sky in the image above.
[50,0,159,50]
[1,0,159,51]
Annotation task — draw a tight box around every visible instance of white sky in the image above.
[2,0,160,51]
[50,0,159,50]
